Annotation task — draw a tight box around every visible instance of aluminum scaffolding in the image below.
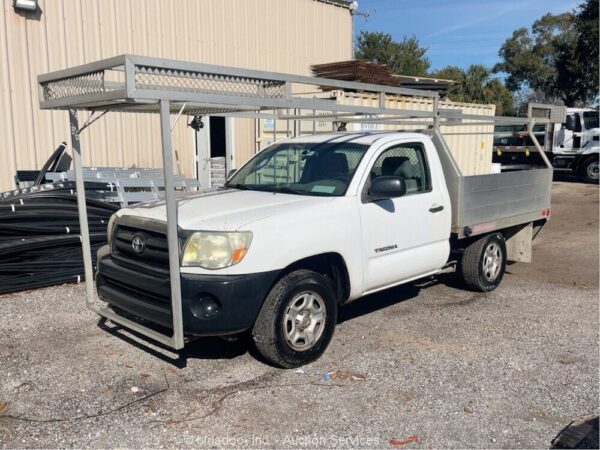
[37,54,554,350]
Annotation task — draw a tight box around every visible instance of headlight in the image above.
[106,214,117,243]
[182,231,252,269]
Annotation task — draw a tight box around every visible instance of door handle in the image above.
[429,204,444,213]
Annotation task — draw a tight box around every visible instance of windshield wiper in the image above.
[257,186,309,195]
[227,184,320,196]
[226,183,251,190]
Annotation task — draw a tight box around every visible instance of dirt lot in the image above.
[0,180,598,449]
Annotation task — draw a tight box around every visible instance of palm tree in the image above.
[432,65,515,115]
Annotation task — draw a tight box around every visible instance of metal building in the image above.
[0,0,353,191]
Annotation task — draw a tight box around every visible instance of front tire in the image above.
[459,233,507,292]
[252,269,337,368]
[580,156,599,184]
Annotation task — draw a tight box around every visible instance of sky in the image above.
[352,0,581,72]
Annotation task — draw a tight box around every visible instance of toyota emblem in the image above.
[131,235,145,254]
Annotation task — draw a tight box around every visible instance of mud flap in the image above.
[506,222,532,263]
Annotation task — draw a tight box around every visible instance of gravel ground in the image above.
[0,180,598,449]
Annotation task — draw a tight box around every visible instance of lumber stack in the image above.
[311,60,402,88]
[311,59,453,94]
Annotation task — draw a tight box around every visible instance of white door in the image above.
[359,141,450,292]
[195,120,211,188]
[556,115,575,153]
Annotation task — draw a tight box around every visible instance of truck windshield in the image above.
[226,142,369,196]
[583,111,599,130]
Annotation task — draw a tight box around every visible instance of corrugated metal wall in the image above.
[0,0,352,191]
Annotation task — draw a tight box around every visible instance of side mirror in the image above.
[565,115,576,131]
[227,169,237,179]
[368,176,406,201]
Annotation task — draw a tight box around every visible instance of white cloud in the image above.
[425,2,527,39]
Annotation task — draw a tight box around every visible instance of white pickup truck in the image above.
[97,130,552,368]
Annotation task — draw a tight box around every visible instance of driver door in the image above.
[557,114,576,153]
[358,141,450,292]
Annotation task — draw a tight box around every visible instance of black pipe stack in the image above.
[0,182,118,295]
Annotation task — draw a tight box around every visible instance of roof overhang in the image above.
[312,0,353,9]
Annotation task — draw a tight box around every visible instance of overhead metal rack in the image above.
[37,54,554,351]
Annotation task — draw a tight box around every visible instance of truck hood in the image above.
[117,188,336,231]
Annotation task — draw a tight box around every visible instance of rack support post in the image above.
[160,99,185,349]
[433,96,440,130]
[70,109,95,305]
[527,119,553,169]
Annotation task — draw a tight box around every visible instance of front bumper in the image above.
[95,245,279,336]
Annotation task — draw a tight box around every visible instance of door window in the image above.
[583,111,599,130]
[574,113,583,133]
[368,143,431,195]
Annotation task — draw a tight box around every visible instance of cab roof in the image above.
[277,131,428,146]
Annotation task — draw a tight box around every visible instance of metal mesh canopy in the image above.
[38,54,553,127]
[38,54,445,118]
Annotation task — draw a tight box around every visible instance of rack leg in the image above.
[160,100,185,350]
[70,110,95,305]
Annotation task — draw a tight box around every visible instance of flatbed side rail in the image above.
[429,128,552,239]
[453,169,553,238]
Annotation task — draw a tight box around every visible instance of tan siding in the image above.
[1,0,352,191]
[0,2,17,189]
[235,118,257,167]
[4,2,36,173]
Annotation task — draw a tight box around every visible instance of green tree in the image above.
[493,0,599,106]
[355,31,431,76]
[570,0,599,103]
[485,79,516,117]
[432,65,515,116]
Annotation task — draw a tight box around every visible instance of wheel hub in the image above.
[482,242,502,282]
[296,313,310,330]
[283,292,326,351]
[587,161,599,180]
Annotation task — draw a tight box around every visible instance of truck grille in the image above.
[112,225,173,270]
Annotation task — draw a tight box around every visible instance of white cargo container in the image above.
[259,91,495,175]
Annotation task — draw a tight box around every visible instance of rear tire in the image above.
[459,233,507,292]
[580,156,599,184]
[252,269,337,368]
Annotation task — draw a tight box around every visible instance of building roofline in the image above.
[312,0,353,9]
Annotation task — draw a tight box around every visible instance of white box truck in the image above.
[494,106,599,183]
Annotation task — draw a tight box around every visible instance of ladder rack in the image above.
[38,54,544,126]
